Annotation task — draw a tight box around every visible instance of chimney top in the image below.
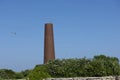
[45,23,53,25]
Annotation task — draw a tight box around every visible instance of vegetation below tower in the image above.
[28,55,120,80]
[0,55,120,80]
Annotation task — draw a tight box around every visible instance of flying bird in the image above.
[10,32,16,36]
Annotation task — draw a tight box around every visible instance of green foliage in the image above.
[28,65,51,80]
[0,55,120,79]
[46,58,92,77]
[0,69,31,79]
[15,72,24,79]
[46,55,120,77]
[21,69,31,78]
[0,69,16,79]
[92,55,120,76]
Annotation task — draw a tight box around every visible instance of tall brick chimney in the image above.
[44,23,55,64]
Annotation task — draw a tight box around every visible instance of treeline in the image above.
[28,55,120,80]
[0,69,30,79]
[0,55,120,80]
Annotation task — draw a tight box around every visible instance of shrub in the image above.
[28,64,51,80]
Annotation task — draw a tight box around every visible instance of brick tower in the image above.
[44,23,55,64]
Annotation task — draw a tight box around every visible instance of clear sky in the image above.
[0,0,120,71]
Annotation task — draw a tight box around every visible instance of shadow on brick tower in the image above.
[44,23,55,64]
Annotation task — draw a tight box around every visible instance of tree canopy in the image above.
[0,55,120,80]
[28,55,120,80]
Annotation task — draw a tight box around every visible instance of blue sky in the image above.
[0,0,120,71]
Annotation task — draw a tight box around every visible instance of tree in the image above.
[0,69,16,79]
[28,65,51,80]
[10,54,119,79]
